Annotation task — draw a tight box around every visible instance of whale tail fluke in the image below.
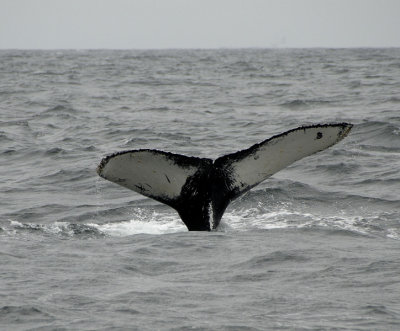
[97,123,353,231]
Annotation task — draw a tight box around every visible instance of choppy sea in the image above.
[1,48,400,330]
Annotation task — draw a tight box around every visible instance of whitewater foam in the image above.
[89,216,186,236]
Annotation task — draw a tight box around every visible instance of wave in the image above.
[0,305,50,319]
[0,132,12,142]
[90,217,186,236]
[354,120,400,150]
[280,98,333,109]
[1,219,185,238]
[3,203,399,240]
[4,220,105,238]
[2,208,187,238]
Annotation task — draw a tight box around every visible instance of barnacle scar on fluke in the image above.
[97,123,353,231]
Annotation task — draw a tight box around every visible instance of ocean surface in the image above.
[1,48,400,330]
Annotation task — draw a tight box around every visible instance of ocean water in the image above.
[1,48,400,330]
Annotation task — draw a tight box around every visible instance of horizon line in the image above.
[1,46,400,51]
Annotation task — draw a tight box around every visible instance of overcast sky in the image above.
[1,0,399,49]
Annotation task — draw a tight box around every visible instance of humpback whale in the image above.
[97,123,352,231]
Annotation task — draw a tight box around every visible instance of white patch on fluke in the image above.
[222,125,352,195]
[98,150,200,201]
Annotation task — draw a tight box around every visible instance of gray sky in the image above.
[1,0,399,49]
